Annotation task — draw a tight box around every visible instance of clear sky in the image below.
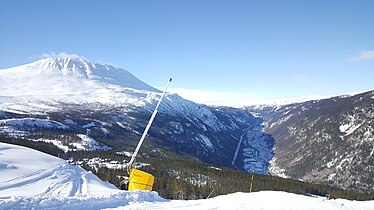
[1,0,373,106]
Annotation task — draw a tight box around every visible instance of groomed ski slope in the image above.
[1,143,373,210]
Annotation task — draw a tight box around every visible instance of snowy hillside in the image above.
[246,90,374,193]
[1,143,373,210]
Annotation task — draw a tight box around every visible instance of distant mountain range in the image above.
[0,57,372,193]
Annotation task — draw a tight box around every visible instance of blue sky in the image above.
[1,0,373,106]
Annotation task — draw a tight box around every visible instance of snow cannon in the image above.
[128,168,154,191]
[122,78,172,191]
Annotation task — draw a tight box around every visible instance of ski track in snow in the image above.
[0,191,165,210]
[0,143,118,199]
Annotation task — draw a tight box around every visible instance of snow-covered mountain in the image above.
[0,57,165,114]
[1,142,373,210]
[0,57,273,174]
[0,57,159,96]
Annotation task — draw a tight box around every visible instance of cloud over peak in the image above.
[40,52,86,60]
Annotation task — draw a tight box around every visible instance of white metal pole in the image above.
[128,78,172,169]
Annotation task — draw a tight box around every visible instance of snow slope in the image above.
[0,142,118,198]
[1,143,373,210]
[111,191,374,210]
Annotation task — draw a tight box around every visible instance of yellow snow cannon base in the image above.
[128,168,154,191]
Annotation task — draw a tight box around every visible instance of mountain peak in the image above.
[34,57,95,79]
[39,57,90,67]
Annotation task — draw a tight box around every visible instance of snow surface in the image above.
[1,142,373,210]
[268,157,289,178]
[77,157,149,170]
[197,134,214,151]
[339,121,364,136]
[35,139,70,153]
[109,191,374,210]
[32,135,111,153]
[75,134,112,151]
[0,143,118,198]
